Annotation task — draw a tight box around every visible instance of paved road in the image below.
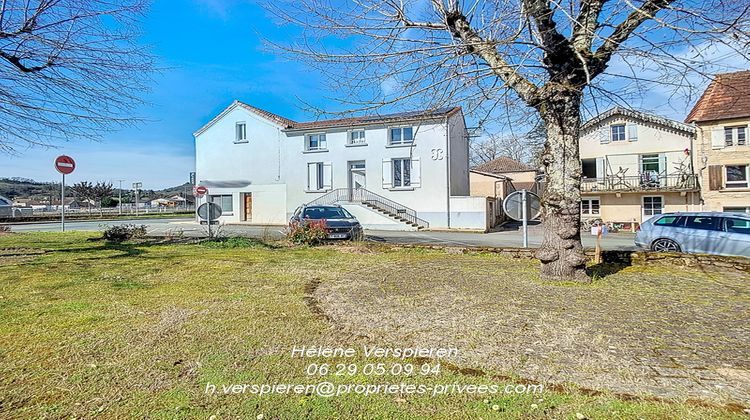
[3,218,638,250]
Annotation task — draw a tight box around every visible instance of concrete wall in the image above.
[469,172,502,197]
[448,112,470,196]
[692,117,750,211]
[449,196,489,230]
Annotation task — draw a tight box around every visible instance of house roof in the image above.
[581,107,695,135]
[471,157,535,174]
[193,100,462,136]
[285,107,462,131]
[685,70,750,123]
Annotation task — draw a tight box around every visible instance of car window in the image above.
[654,216,683,227]
[684,216,721,231]
[302,207,353,220]
[725,218,750,235]
[0,198,8,206]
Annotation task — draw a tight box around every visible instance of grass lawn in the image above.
[0,232,745,419]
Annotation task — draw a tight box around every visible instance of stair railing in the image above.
[306,188,429,228]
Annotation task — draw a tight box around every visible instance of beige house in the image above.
[469,156,540,226]
[686,70,750,214]
[579,107,700,228]
[469,156,539,198]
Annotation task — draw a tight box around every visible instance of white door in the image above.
[348,161,366,200]
[642,196,663,222]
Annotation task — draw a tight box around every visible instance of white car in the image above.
[635,212,750,258]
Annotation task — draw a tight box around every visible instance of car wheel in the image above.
[651,238,681,253]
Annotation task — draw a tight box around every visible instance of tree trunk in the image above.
[535,89,589,282]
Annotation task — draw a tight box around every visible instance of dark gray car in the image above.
[291,204,364,240]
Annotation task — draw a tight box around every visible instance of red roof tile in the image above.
[686,70,750,123]
[471,156,535,174]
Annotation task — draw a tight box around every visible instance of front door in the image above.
[348,161,366,200]
[243,193,252,222]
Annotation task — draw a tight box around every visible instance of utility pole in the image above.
[113,179,125,215]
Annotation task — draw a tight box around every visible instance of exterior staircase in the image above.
[306,188,429,229]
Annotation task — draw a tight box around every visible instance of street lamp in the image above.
[132,182,142,217]
[113,179,125,215]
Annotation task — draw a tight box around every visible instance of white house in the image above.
[193,101,485,230]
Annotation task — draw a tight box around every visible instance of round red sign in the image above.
[194,185,208,196]
[54,155,76,175]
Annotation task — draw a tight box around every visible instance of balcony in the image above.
[581,173,699,193]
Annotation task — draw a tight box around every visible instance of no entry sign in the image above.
[194,185,208,196]
[55,155,76,175]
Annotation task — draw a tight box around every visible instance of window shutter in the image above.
[410,158,421,188]
[627,124,638,141]
[708,165,722,190]
[599,127,610,144]
[307,163,317,190]
[323,162,333,190]
[382,159,393,189]
[711,128,725,149]
[595,157,605,178]
[320,134,327,149]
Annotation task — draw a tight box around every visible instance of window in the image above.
[724,126,748,146]
[654,215,684,227]
[308,162,325,191]
[306,133,327,151]
[349,130,366,145]
[581,198,600,215]
[581,159,597,179]
[210,195,233,213]
[643,196,663,216]
[392,158,411,187]
[725,165,749,188]
[641,154,660,173]
[725,217,750,235]
[611,124,626,142]
[235,122,247,143]
[302,206,354,220]
[390,127,414,145]
[685,215,721,231]
[724,207,750,214]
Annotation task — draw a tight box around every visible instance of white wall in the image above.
[449,196,488,230]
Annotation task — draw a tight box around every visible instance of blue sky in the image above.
[0,0,743,189]
[0,0,327,189]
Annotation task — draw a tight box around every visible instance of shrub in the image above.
[287,219,329,245]
[102,224,147,242]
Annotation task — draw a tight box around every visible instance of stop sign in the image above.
[194,185,208,196]
[54,155,76,175]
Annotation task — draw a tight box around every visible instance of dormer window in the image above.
[306,133,327,151]
[235,122,247,143]
[610,124,626,142]
[389,126,414,145]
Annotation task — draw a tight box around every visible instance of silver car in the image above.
[635,212,750,258]
[0,195,13,217]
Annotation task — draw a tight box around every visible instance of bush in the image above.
[287,219,329,245]
[102,224,147,242]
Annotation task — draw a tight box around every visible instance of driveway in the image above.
[3,218,637,250]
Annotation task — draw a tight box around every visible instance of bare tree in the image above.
[470,123,546,166]
[269,0,749,281]
[0,0,153,152]
[92,181,113,215]
[70,181,94,213]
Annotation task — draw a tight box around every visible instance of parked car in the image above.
[635,212,750,258]
[0,196,15,217]
[291,204,364,240]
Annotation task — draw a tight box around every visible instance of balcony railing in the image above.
[581,173,699,193]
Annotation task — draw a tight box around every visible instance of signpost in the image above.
[54,155,76,232]
[197,200,221,238]
[502,190,542,248]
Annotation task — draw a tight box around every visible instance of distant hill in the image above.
[0,178,194,202]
